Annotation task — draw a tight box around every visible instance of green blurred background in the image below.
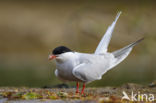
[0,1,155,87]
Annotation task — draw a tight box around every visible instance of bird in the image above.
[48,11,143,94]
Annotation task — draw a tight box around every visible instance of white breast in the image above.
[54,52,81,82]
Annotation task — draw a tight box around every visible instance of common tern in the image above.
[49,11,143,94]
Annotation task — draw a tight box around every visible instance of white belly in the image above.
[55,60,81,82]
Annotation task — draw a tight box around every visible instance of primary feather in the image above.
[111,38,144,67]
[95,11,122,54]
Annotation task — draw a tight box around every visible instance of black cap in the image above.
[52,46,72,55]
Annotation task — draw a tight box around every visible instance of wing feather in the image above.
[112,38,144,66]
[95,11,122,54]
[72,54,114,83]
[72,38,143,83]
[72,63,103,83]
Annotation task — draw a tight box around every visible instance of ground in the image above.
[0,83,156,103]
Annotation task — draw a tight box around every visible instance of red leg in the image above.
[76,82,79,93]
[81,83,85,94]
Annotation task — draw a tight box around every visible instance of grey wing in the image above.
[95,11,122,54]
[72,63,104,83]
[111,38,144,67]
[72,38,144,83]
[72,54,113,83]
